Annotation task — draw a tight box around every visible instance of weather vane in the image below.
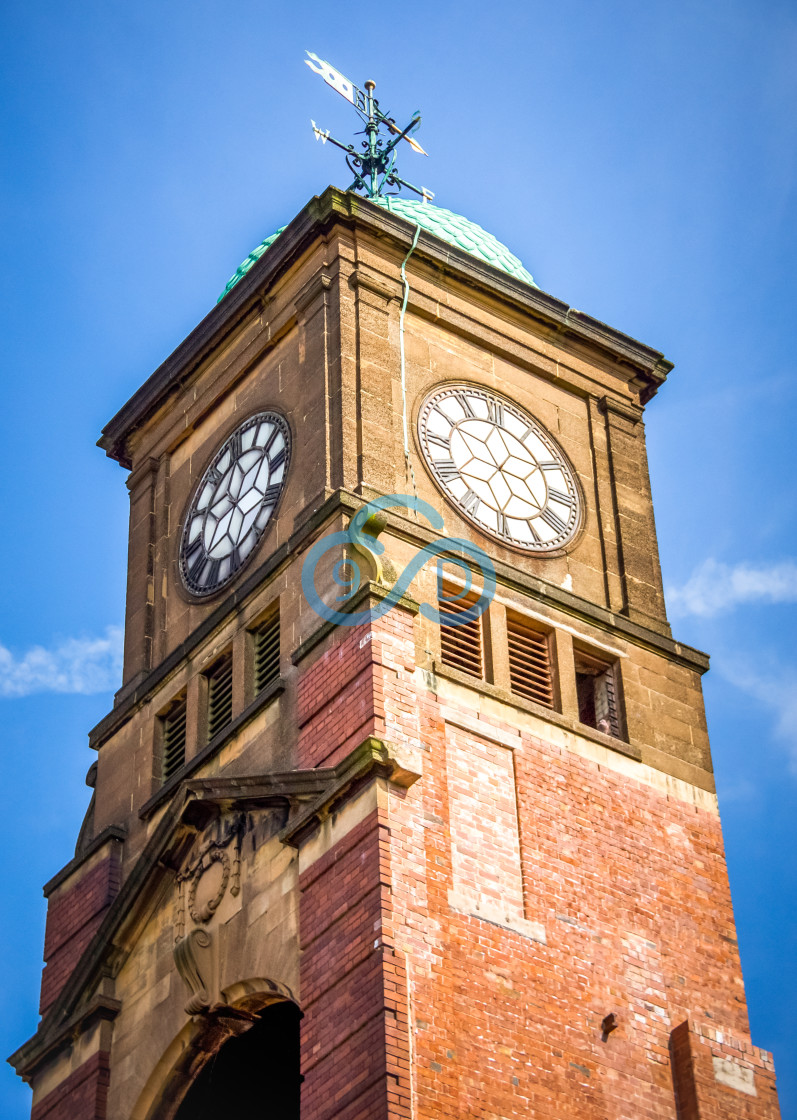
[305,51,434,202]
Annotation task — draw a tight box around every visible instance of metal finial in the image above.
[304,51,433,201]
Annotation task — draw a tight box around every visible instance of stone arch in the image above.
[131,978,301,1120]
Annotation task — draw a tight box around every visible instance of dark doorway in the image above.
[175,1001,301,1119]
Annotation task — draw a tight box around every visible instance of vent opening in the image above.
[206,652,234,742]
[161,694,187,782]
[439,584,484,679]
[574,650,620,737]
[507,613,555,708]
[253,610,280,694]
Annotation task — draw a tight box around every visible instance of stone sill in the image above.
[430,660,642,763]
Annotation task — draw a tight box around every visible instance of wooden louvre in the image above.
[206,652,234,741]
[161,695,187,781]
[253,610,280,694]
[507,614,555,708]
[439,585,484,678]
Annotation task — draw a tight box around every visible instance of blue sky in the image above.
[1,1,795,1114]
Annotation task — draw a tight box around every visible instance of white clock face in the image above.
[418,385,581,552]
[179,412,290,596]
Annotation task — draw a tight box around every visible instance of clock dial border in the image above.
[416,383,583,554]
[178,410,292,599]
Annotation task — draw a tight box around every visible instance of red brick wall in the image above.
[383,683,778,1117]
[297,622,381,768]
[31,1051,110,1120]
[296,607,417,770]
[293,604,780,1117]
[40,854,121,1015]
[670,1019,780,1119]
[299,810,412,1120]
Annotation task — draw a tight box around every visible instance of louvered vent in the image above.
[253,611,280,694]
[507,614,555,708]
[161,695,187,782]
[439,586,484,678]
[207,653,234,741]
[575,650,620,737]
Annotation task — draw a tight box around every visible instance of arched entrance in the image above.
[174,1000,302,1118]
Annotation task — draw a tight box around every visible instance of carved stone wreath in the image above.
[187,848,231,924]
[174,817,243,942]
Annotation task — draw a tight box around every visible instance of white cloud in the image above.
[667,558,797,618]
[0,626,123,698]
[718,658,797,772]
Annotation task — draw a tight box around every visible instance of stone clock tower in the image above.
[9,184,782,1118]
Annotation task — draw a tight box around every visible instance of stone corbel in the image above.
[348,268,400,305]
[174,928,215,1016]
[598,394,644,427]
[293,271,332,316]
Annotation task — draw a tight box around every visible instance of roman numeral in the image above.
[541,507,568,535]
[497,512,511,538]
[461,488,480,514]
[262,483,282,504]
[228,430,242,459]
[487,400,505,426]
[263,424,278,453]
[520,425,537,443]
[538,461,561,471]
[207,467,223,486]
[526,520,542,543]
[202,559,222,588]
[427,433,451,452]
[455,392,475,418]
[436,458,459,481]
[269,447,286,471]
[547,488,573,508]
[184,540,204,573]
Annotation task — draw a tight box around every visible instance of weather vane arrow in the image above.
[304,50,432,201]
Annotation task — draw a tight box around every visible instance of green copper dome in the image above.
[370,196,536,287]
[217,196,536,302]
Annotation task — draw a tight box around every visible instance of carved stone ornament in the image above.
[174,814,243,940]
[173,813,244,1015]
[174,929,214,1016]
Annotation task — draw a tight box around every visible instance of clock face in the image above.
[418,385,581,552]
[179,412,290,596]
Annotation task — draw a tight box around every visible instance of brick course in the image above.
[31,1051,110,1120]
[40,854,121,1015]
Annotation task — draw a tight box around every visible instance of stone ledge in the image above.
[42,826,127,899]
[430,660,643,762]
[281,736,420,849]
[8,992,120,1084]
[91,487,709,754]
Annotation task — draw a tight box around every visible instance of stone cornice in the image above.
[98,187,672,468]
[7,993,121,1085]
[42,826,127,898]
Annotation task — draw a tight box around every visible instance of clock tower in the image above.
[9,73,782,1120]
